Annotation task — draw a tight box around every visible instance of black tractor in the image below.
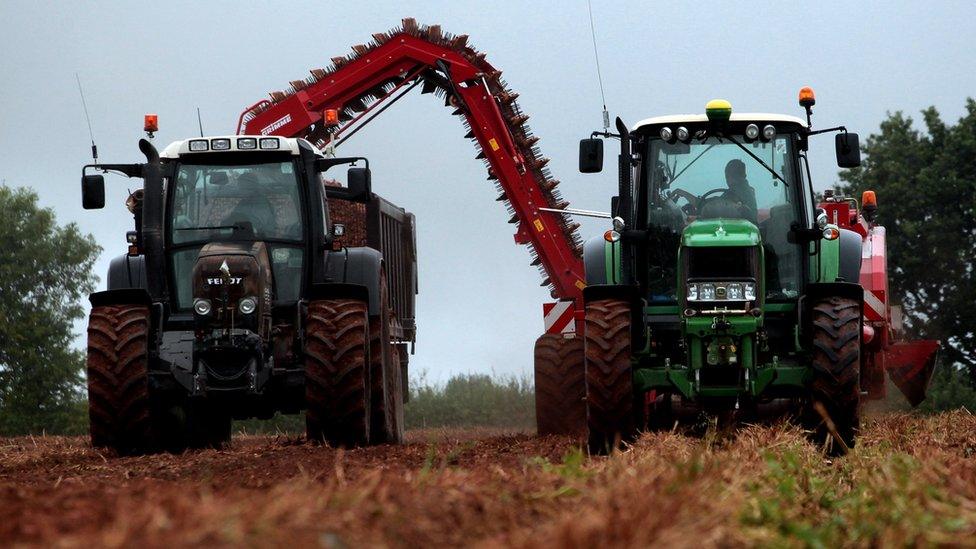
[81,135,417,454]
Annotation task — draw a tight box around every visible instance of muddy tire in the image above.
[584,299,636,454]
[369,271,404,444]
[807,296,861,454]
[396,343,410,404]
[87,304,155,455]
[534,334,586,436]
[305,299,370,447]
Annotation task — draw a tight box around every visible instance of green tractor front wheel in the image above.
[807,296,862,454]
[584,298,637,454]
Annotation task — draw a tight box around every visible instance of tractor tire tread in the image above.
[534,334,586,436]
[305,299,370,447]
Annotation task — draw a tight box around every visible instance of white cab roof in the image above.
[632,113,807,131]
[159,135,311,158]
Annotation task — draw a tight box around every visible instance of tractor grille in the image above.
[686,246,758,280]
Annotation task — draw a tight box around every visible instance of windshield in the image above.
[643,134,803,300]
[170,161,303,244]
[648,135,796,223]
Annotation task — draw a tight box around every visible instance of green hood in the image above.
[682,219,760,248]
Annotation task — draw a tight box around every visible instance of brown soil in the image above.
[2,414,975,548]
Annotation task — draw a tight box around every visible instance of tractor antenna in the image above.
[75,73,98,162]
[587,0,610,132]
[197,107,205,137]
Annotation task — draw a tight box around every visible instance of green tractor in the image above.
[578,93,869,454]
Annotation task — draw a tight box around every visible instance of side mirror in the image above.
[346,167,372,202]
[579,138,604,173]
[835,133,861,168]
[82,174,105,209]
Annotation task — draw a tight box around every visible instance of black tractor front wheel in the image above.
[87,304,156,455]
[807,296,862,454]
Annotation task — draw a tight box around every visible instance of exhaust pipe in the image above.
[138,139,167,301]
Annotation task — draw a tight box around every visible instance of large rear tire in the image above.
[87,304,155,455]
[808,296,862,454]
[305,299,371,447]
[534,334,586,436]
[584,299,636,454]
[369,271,404,444]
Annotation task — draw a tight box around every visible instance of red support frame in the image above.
[239,31,586,305]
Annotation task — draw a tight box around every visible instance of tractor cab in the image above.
[161,137,311,314]
[629,108,812,305]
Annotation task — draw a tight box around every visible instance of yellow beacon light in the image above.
[705,99,732,122]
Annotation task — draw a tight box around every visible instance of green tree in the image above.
[0,186,100,434]
[838,100,976,398]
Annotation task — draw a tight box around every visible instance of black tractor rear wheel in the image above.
[534,334,586,436]
[369,271,404,444]
[305,299,371,447]
[584,299,636,454]
[807,296,862,454]
[87,304,155,455]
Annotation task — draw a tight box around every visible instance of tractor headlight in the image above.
[676,126,690,142]
[193,298,212,316]
[745,124,760,140]
[744,283,757,300]
[211,138,231,150]
[726,283,744,300]
[686,282,756,302]
[762,125,776,140]
[237,137,257,150]
[659,127,673,142]
[239,297,257,315]
[699,283,716,301]
[188,139,209,152]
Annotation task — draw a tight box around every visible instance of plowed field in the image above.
[2,413,975,547]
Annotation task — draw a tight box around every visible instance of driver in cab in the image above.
[718,159,758,223]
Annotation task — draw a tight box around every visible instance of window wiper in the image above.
[670,144,716,185]
[724,134,788,186]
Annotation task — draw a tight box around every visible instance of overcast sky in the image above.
[2,1,974,383]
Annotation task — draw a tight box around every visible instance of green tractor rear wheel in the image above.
[584,299,637,454]
[807,296,862,454]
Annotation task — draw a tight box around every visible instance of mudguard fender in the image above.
[322,246,383,315]
[89,288,152,308]
[837,229,863,284]
[106,254,148,290]
[583,284,645,345]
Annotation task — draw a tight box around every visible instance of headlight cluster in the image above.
[192,297,258,315]
[744,124,776,141]
[187,137,280,152]
[659,126,692,143]
[687,282,756,302]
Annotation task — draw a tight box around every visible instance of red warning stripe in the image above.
[543,301,575,335]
